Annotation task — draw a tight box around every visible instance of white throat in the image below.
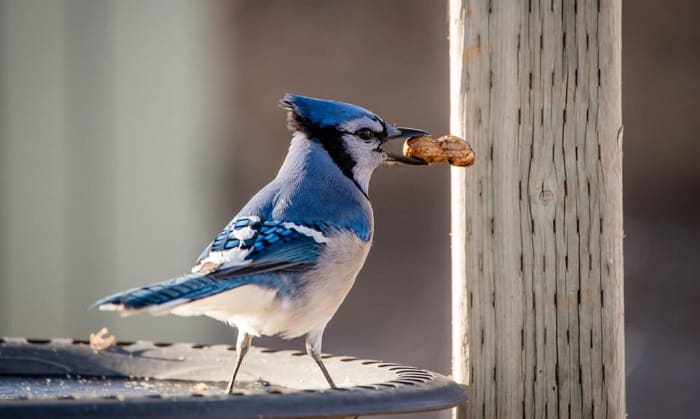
[344,136,384,196]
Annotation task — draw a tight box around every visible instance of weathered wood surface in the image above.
[449,1,624,418]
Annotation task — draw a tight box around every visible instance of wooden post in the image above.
[449,1,624,418]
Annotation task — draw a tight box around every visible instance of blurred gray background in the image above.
[0,1,698,418]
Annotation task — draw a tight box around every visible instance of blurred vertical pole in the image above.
[106,0,223,343]
[0,0,223,343]
[63,0,115,339]
[0,0,68,336]
[449,1,624,418]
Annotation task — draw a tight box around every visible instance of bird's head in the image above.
[280,94,428,194]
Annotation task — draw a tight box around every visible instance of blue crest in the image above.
[280,94,380,130]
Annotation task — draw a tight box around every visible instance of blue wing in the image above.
[193,216,330,276]
[93,217,331,312]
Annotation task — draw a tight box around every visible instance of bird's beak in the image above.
[382,125,430,165]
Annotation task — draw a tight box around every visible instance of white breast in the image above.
[271,231,371,338]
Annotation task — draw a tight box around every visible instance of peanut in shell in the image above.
[402,135,476,167]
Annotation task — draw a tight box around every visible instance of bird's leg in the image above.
[226,330,252,394]
[305,329,337,388]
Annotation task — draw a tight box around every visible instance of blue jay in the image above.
[93,94,428,393]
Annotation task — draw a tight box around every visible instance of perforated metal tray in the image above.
[0,337,466,418]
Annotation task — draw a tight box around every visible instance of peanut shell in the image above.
[403,135,476,167]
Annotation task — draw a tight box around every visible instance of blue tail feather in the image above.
[92,274,254,311]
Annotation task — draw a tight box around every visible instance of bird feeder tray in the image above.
[0,337,466,418]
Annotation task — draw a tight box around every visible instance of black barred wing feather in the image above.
[192,216,330,278]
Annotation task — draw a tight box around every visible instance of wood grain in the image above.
[449,1,624,418]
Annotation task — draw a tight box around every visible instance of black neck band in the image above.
[287,112,368,199]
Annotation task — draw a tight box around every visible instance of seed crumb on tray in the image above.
[89,327,116,351]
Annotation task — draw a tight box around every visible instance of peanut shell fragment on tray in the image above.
[402,135,476,167]
[89,327,116,351]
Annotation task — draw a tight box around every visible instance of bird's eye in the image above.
[355,128,375,141]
